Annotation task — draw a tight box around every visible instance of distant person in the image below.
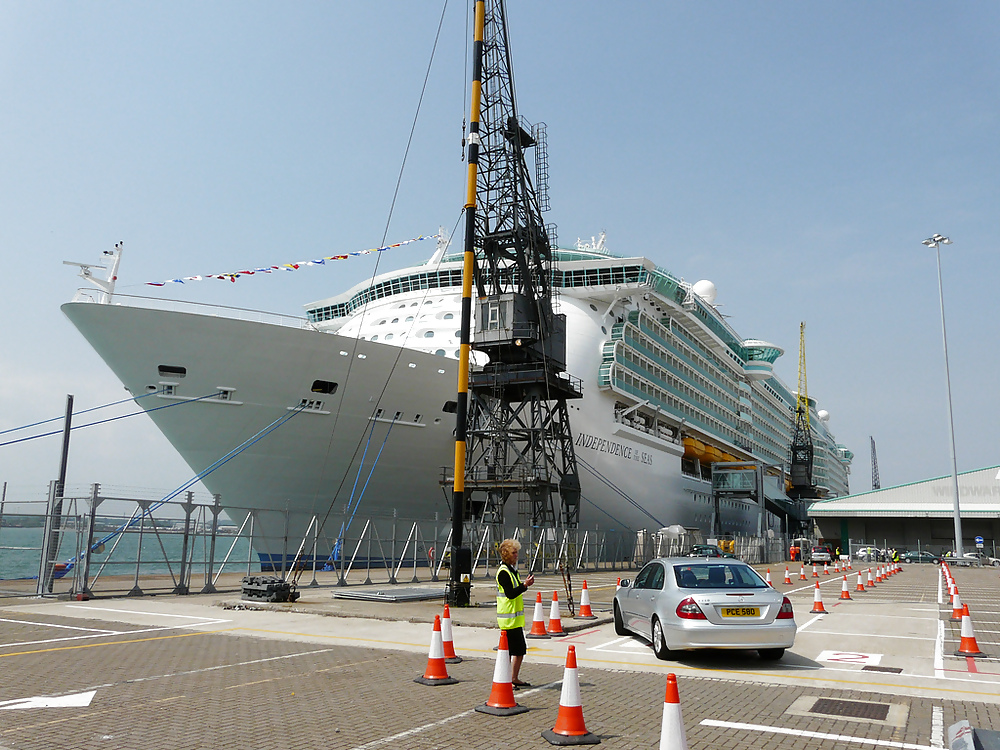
[496,538,535,687]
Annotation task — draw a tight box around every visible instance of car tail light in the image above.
[675,597,707,620]
[776,596,794,619]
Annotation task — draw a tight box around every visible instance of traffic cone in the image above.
[823,563,830,576]
[867,568,875,588]
[799,565,807,581]
[414,615,459,685]
[810,582,827,614]
[658,673,688,750]
[948,581,955,604]
[783,567,792,585]
[765,569,772,587]
[527,591,552,639]
[616,577,621,591]
[812,564,819,578]
[955,605,985,657]
[441,604,462,664]
[950,590,963,621]
[577,580,597,619]
[855,572,865,592]
[833,560,840,573]
[548,591,566,635]
[839,575,852,600]
[541,646,600,746]
[475,630,529,716]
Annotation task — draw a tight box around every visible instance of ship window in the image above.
[392,318,399,323]
[394,411,403,420]
[442,401,458,413]
[217,389,232,401]
[424,331,435,338]
[371,335,378,341]
[414,414,422,422]
[443,313,454,320]
[406,316,414,322]
[438,369,446,374]
[385,333,394,340]
[487,303,500,330]
[378,320,386,325]
[375,409,383,419]
[454,349,460,357]
[162,384,176,396]
[158,365,186,378]
[602,326,607,334]
[435,349,446,356]
[398,304,406,309]
[358,353,367,359]
[408,363,416,368]
[434,417,442,424]
[340,351,349,356]
[311,380,338,394]
[410,302,417,307]
[589,304,598,312]
[454,330,461,338]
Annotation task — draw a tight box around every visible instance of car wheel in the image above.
[759,648,785,660]
[613,602,628,636]
[992,560,1000,567]
[651,617,672,660]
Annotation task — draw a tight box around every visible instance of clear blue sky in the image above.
[2,1,998,505]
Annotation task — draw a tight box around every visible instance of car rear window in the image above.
[672,563,768,589]
[812,547,827,553]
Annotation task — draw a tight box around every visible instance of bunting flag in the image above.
[144,233,439,286]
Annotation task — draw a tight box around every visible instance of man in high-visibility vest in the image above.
[496,538,535,687]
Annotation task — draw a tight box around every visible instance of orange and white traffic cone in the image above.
[527,591,551,639]
[810,582,827,614]
[765,569,772,587]
[658,673,688,750]
[799,565,807,581]
[812,564,819,578]
[823,563,830,576]
[441,604,462,664]
[839,575,852,600]
[948,581,955,604]
[414,615,459,685]
[867,568,875,588]
[855,572,865,592]
[541,646,600,746]
[833,560,840,574]
[955,604,985,657]
[616,577,621,592]
[475,630,529,716]
[577,580,597,619]
[951,590,964,621]
[783,567,792,585]
[547,591,566,635]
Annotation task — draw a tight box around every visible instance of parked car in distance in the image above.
[901,550,941,564]
[807,546,832,563]
[688,544,737,559]
[960,551,1000,567]
[614,558,796,661]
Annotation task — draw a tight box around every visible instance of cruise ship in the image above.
[62,232,852,557]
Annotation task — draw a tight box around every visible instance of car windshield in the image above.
[672,563,767,589]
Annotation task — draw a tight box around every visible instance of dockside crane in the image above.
[449,0,582,605]
[870,436,881,490]
[788,322,818,500]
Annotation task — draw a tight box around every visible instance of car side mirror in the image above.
[619,579,631,588]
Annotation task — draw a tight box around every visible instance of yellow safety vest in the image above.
[496,563,525,630]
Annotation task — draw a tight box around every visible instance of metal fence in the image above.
[1,482,800,598]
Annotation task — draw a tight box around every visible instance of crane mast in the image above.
[788,322,818,499]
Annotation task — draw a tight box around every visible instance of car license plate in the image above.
[720,606,759,617]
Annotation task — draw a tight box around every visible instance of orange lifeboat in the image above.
[702,445,723,464]
[682,437,706,461]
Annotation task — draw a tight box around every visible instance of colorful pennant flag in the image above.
[144,233,438,286]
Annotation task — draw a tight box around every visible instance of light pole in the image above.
[922,233,963,557]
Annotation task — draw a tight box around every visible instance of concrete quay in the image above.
[0,562,997,749]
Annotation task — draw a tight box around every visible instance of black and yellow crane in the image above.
[788,322,818,500]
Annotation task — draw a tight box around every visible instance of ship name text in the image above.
[575,432,653,466]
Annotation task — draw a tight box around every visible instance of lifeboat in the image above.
[703,445,723,464]
[720,453,735,463]
[682,437,706,460]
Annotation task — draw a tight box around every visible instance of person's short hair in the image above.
[499,538,521,565]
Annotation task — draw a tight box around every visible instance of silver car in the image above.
[613,557,796,660]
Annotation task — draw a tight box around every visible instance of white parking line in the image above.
[931,706,944,748]
[700,719,937,749]
[65,605,220,620]
[0,616,120,634]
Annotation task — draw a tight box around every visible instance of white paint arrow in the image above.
[0,690,96,710]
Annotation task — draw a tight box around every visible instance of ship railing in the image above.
[71,290,318,331]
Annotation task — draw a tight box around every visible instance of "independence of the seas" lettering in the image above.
[575,432,653,465]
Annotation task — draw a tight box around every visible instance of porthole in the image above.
[339,351,349,356]
[424,331,435,338]
[408,363,416,368]
[435,349,446,356]
[392,318,399,324]
[443,313,454,320]
[378,320,386,325]
[158,365,187,378]
[454,330,461,338]
[454,349,460,357]
[434,418,442,424]
[602,326,607,334]
[385,333,394,340]
[406,316,414,322]
[437,369,446,374]
[358,353,367,359]
[311,380,338,394]
[371,335,378,341]
[589,304,598,312]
